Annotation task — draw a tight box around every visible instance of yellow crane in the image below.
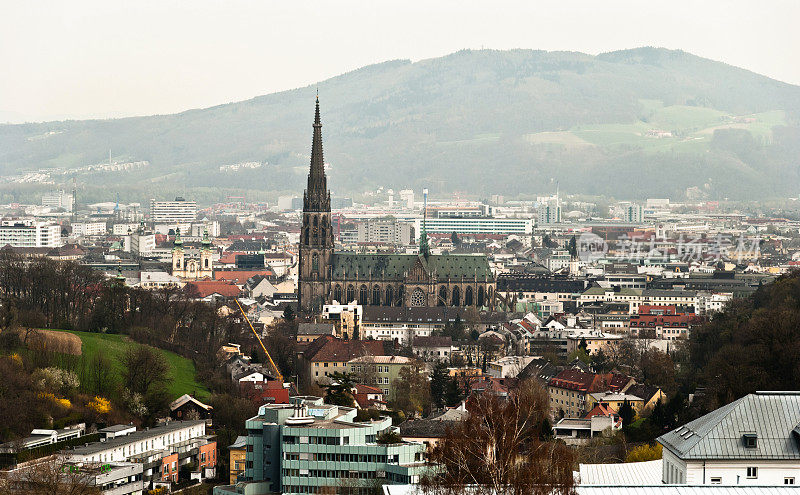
[235,299,283,383]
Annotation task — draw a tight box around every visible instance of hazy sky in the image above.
[2,0,798,123]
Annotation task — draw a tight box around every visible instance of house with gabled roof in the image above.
[658,391,800,485]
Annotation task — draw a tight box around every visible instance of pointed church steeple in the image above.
[304,95,330,212]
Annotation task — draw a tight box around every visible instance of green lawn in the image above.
[54,330,209,400]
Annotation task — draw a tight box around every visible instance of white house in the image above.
[658,391,800,486]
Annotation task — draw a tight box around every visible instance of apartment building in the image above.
[348,355,417,399]
[0,219,62,248]
[548,369,633,418]
[72,222,107,237]
[150,197,197,224]
[413,217,532,239]
[355,219,413,245]
[66,420,215,485]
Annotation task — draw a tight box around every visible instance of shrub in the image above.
[87,396,112,415]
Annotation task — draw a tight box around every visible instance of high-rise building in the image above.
[150,197,197,224]
[213,397,428,495]
[623,204,644,223]
[0,220,62,248]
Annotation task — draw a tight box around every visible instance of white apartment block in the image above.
[356,219,413,245]
[113,223,140,235]
[0,220,62,248]
[413,217,532,239]
[150,197,197,224]
[67,420,206,465]
[72,222,107,237]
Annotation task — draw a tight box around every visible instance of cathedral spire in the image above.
[420,188,430,257]
[305,95,330,212]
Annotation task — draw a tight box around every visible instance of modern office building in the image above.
[150,197,197,224]
[214,397,428,495]
[0,219,62,248]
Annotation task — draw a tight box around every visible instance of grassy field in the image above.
[53,330,209,400]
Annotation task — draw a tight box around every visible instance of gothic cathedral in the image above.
[298,98,495,313]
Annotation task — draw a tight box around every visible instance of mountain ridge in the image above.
[1,47,798,203]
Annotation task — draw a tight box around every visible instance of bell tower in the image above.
[299,96,334,313]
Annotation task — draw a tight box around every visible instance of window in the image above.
[786,478,795,485]
[410,288,425,307]
[747,467,758,479]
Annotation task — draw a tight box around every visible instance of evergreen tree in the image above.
[430,361,449,409]
[320,372,355,407]
[619,399,635,428]
[283,304,295,322]
[444,376,463,407]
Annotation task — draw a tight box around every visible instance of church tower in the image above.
[172,229,185,274]
[299,97,334,313]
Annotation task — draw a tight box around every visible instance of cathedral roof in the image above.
[330,253,492,281]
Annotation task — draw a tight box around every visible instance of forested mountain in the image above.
[1,47,799,203]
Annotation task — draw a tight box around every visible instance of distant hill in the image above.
[1,47,799,203]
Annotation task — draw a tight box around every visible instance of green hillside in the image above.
[1,47,799,201]
[57,330,209,400]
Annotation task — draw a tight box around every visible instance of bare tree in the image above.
[423,380,576,495]
[121,345,169,396]
[0,455,101,495]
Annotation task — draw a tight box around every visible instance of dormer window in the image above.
[743,433,758,448]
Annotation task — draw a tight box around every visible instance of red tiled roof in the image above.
[184,280,241,298]
[548,370,632,393]
[584,403,615,419]
[303,336,385,363]
[353,384,383,395]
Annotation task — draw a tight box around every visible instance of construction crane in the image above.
[235,299,283,383]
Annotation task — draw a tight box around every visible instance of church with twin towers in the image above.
[298,97,496,313]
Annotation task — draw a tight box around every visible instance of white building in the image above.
[356,219,413,245]
[67,420,206,465]
[138,271,182,289]
[487,355,536,378]
[0,219,62,248]
[623,204,645,223]
[658,391,800,486]
[413,217,532,239]
[150,197,197,224]
[113,223,140,236]
[41,190,74,212]
[538,204,562,225]
[398,189,415,210]
[71,222,106,237]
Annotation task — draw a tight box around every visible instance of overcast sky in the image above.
[1,0,798,123]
